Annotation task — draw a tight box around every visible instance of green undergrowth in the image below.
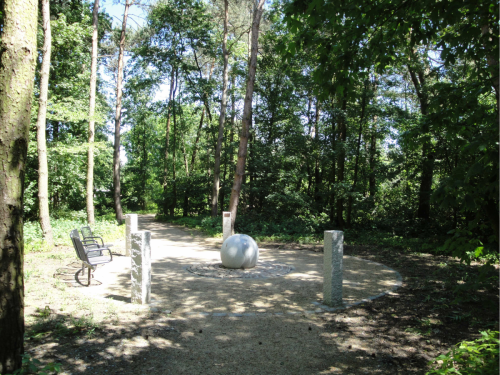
[2,354,61,375]
[156,213,439,250]
[426,330,499,375]
[24,213,125,253]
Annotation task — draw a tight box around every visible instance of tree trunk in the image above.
[480,24,499,112]
[329,109,337,225]
[408,65,434,220]
[221,84,236,216]
[113,0,132,224]
[0,1,38,372]
[369,119,377,197]
[314,99,322,208]
[182,134,189,216]
[190,60,215,172]
[162,70,175,214]
[169,71,179,217]
[247,94,255,211]
[190,108,205,170]
[306,96,314,197]
[142,123,147,210]
[336,99,347,228]
[37,0,54,250]
[347,81,368,227]
[182,138,189,177]
[228,0,266,232]
[211,0,229,217]
[86,0,99,225]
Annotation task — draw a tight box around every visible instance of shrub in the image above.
[426,330,499,375]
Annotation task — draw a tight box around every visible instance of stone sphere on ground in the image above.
[221,234,259,269]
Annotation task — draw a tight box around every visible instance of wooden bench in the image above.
[70,229,113,286]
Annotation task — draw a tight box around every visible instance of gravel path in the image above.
[79,214,401,316]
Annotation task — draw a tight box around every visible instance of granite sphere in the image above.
[221,234,259,269]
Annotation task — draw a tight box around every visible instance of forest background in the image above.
[0,0,497,372]
[22,0,498,269]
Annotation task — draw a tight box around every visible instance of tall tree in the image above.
[211,0,229,217]
[87,0,100,225]
[113,0,134,224]
[336,98,347,228]
[407,50,434,220]
[228,0,266,232]
[0,0,38,372]
[163,70,175,215]
[36,0,54,249]
[346,79,369,227]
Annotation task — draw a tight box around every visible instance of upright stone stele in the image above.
[131,231,151,305]
[323,230,344,307]
[125,214,138,256]
[222,211,232,243]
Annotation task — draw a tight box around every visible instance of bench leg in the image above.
[87,267,91,286]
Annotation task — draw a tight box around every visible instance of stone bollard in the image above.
[222,211,232,243]
[131,231,151,305]
[323,230,344,307]
[125,214,138,257]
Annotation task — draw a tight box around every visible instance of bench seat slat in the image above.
[85,255,112,264]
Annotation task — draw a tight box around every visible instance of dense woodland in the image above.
[20,0,498,260]
[0,0,498,372]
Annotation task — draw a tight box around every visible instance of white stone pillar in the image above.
[323,230,344,307]
[131,231,151,305]
[222,211,232,243]
[125,214,138,256]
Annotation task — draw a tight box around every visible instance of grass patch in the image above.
[24,215,125,253]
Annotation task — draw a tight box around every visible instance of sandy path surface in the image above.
[79,214,401,315]
[38,215,411,375]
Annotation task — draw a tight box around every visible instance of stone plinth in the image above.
[131,231,151,305]
[125,214,138,256]
[221,234,259,269]
[222,211,232,243]
[323,230,343,307]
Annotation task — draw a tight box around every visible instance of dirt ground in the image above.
[23,215,499,375]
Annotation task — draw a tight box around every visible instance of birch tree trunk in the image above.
[37,0,54,249]
[211,0,229,217]
[87,0,99,226]
[113,0,133,224]
[228,0,266,232]
[0,0,38,372]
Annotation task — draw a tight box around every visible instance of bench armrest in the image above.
[86,247,113,261]
[82,235,105,246]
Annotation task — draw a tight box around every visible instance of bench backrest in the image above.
[81,226,93,239]
[70,229,88,262]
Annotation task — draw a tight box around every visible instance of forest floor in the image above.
[22,215,499,375]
